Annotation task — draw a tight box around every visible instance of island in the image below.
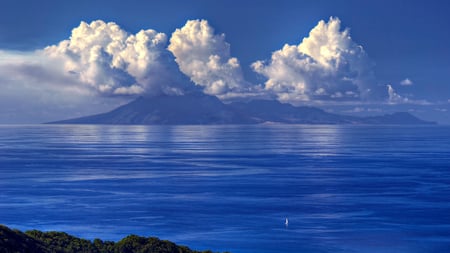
[49,94,434,125]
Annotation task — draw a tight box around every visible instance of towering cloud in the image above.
[44,20,189,96]
[168,20,249,98]
[252,17,384,104]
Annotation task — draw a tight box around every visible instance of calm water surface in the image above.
[0,125,449,253]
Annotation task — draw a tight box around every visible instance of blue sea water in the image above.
[0,124,449,253]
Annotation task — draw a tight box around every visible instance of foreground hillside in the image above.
[0,225,226,253]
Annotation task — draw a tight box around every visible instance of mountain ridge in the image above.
[49,94,435,125]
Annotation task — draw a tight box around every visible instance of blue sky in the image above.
[0,0,449,123]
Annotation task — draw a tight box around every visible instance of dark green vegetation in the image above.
[0,225,226,253]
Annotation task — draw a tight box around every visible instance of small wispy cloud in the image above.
[387,84,409,104]
[343,107,365,113]
[367,108,382,113]
[400,78,413,86]
[386,84,433,105]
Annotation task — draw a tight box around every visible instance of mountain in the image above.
[52,94,251,125]
[49,94,435,125]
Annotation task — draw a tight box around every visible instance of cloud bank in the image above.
[1,18,396,104]
[252,17,385,104]
[1,17,430,123]
[0,50,126,123]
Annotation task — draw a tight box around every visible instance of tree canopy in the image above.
[0,225,228,253]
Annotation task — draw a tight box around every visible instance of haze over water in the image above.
[1,125,449,253]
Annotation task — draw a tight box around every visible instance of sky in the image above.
[0,0,449,124]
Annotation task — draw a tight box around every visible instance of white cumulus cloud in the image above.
[252,17,384,104]
[44,20,189,96]
[168,19,251,98]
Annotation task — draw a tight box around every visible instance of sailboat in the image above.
[285,217,289,227]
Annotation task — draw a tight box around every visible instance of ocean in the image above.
[0,124,449,253]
